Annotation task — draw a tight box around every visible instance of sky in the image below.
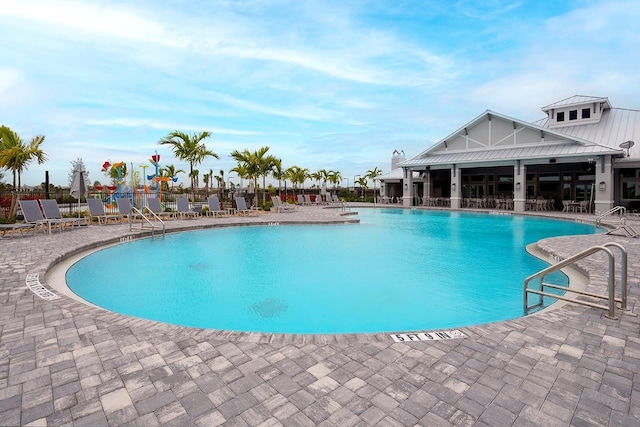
[1,0,639,188]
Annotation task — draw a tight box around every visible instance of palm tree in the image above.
[286,166,309,196]
[356,176,369,200]
[230,146,278,206]
[214,169,225,197]
[327,170,342,194]
[160,164,185,191]
[158,130,218,191]
[0,125,47,190]
[230,163,250,191]
[366,167,382,202]
[272,159,286,198]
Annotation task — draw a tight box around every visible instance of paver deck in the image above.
[1,204,639,426]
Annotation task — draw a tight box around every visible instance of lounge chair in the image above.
[235,197,258,216]
[116,198,144,222]
[176,197,199,219]
[88,198,123,225]
[145,197,175,220]
[297,194,310,206]
[0,222,36,238]
[19,199,64,234]
[39,199,88,229]
[271,196,296,213]
[206,196,230,217]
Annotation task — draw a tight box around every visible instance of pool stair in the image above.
[524,242,628,319]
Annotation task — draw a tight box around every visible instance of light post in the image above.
[342,177,349,190]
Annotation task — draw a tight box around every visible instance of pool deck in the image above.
[1,204,639,426]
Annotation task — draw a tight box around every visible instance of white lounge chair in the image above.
[146,197,175,220]
[235,197,258,216]
[19,199,63,234]
[88,198,123,225]
[39,199,87,228]
[206,196,230,217]
[176,197,199,219]
[271,196,296,213]
[116,198,144,222]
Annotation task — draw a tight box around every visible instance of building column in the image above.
[595,155,615,213]
[513,162,526,212]
[450,165,461,209]
[402,168,413,207]
[423,171,431,205]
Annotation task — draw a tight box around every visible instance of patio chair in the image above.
[0,222,37,238]
[206,196,230,217]
[87,198,123,225]
[116,198,144,222]
[145,197,175,220]
[235,197,258,216]
[40,199,88,229]
[297,194,308,205]
[18,199,63,234]
[176,197,199,219]
[271,196,296,213]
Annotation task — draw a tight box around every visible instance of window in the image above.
[557,111,565,122]
[582,108,591,119]
[569,110,578,120]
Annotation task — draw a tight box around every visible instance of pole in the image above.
[45,171,50,199]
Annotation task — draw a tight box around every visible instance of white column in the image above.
[402,168,413,207]
[450,166,461,209]
[513,162,526,212]
[595,155,614,213]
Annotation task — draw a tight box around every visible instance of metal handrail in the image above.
[595,206,626,225]
[524,244,626,319]
[143,209,166,237]
[128,206,165,237]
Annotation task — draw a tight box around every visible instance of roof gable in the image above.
[402,109,622,168]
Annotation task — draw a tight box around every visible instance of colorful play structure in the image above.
[94,152,178,210]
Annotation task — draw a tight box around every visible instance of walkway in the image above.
[0,205,638,426]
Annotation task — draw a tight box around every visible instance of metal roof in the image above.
[400,143,620,167]
[534,108,640,157]
[541,95,611,111]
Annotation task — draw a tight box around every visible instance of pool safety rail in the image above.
[128,205,166,237]
[524,242,628,319]
[595,205,627,226]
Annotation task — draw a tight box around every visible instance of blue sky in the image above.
[1,0,639,188]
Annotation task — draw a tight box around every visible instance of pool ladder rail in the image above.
[524,242,628,319]
[127,206,165,237]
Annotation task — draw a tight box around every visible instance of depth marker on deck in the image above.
[390,329,466,342]
[26,273,60,301]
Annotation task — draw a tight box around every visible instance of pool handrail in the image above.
[523,243,627,319]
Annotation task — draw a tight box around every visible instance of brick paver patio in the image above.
[1,204,639,426]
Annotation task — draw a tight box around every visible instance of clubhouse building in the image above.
[379,95,640,214]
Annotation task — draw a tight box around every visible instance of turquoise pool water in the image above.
[66,209,599,334]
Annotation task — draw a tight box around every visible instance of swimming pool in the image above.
[66,209,599,334]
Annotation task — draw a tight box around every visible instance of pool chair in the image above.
[176,197,199,219]
[297,194,309,206]
[116,198,145,222]
[271,196,297,213]
[145,197,176,220]
[87,199,123,225]
[206,196,230,217]
[18,199,64,234]
[39,199,88,229]
[0,222,37,238]
[235,197,258,216]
